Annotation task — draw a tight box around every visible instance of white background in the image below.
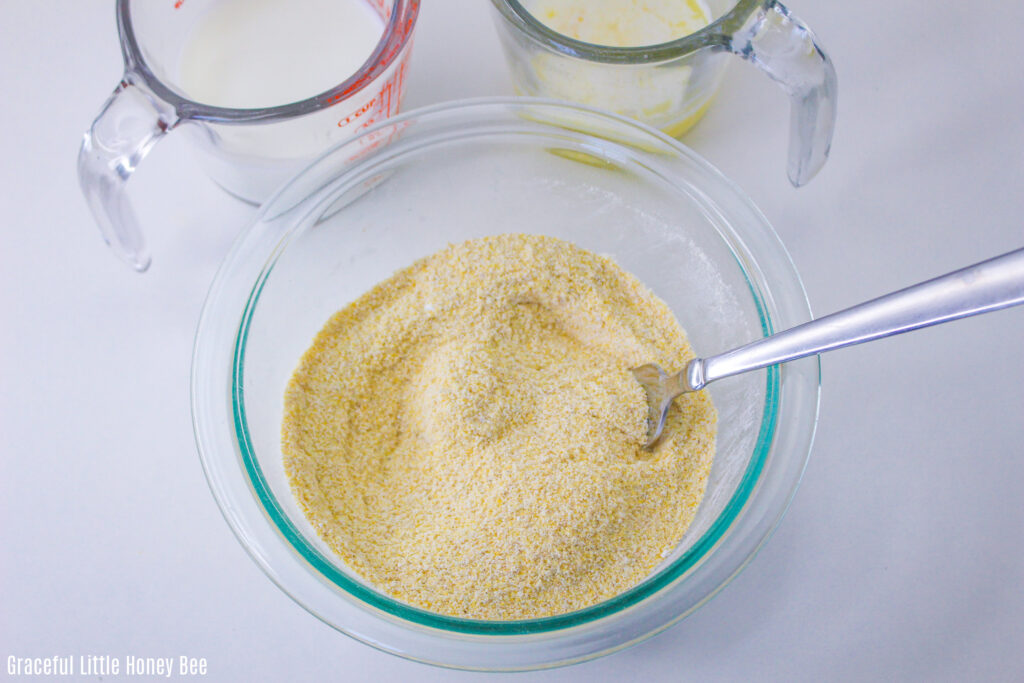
[3,1,1023,681]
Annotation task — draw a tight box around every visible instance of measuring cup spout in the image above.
[78,73,179,272]
[726,0,837,186]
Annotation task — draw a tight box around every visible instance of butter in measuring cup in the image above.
[526,0,711,47]
[498,0,719,137]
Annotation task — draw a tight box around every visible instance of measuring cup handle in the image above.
[727,0,837,186]
[77,74,179,271]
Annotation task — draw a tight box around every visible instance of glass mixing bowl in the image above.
[191,98,819,671]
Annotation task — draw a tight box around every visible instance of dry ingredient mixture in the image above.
[282,234,717,619]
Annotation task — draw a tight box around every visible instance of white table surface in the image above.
[3,1,1023,681]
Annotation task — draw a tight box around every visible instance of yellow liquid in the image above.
[525,0,711,48]
[521,0,715,136]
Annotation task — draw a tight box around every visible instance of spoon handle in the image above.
[686,247,1024,390]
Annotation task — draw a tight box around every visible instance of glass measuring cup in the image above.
[78,0,420,271]
[489,0,836,186]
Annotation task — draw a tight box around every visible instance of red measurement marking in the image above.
[370,0,388,20]
[337,96,378,127]
[174,0,184,8]
[380,79,392,118]
[333,45,412,128]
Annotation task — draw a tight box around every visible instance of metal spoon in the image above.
[633,247,1024,450]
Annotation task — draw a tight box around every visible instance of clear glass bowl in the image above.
[191,98,819,671]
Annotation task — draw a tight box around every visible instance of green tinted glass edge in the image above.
[230,244,778,636]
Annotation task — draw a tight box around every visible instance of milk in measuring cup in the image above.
[179,0,385,109]
[174,0,409,202]
[519,0,714,136]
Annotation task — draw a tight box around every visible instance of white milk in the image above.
[179,0,385,109]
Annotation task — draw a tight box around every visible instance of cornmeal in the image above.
[282,234,716,619]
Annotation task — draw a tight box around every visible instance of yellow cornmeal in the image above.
[282,234,717,619]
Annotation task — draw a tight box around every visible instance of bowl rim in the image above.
[231,249,778,636]
[191,96,820,670]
